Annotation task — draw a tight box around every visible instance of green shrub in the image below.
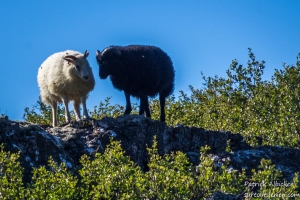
[145,138,195,199]
[0,140,299,199]
[27,158,78,200]
[89,97,138,119]
[0,144,26,199]
[78,139,146,199]
[152,49,300,147]
[23,96,68,126]
[196,145,247,198]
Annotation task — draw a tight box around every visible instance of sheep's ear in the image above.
[84,50,89,58]
[63,55,77,63]
[96,50,101,58]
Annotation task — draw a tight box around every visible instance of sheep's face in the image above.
[63,51,91,81]
[96,51,109,79]
[73,59,91,81]
[96,48,121,79]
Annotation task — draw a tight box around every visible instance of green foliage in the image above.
[89,97,138,119]
[28,158,78,200]
[79,139,146,199]
[0,140,299,199]
[23,96,138,126]
[23,96,68,126]
[152,49,300,147]
[196,145,247,198]
[145,138,195,199]
[0,144,26,199]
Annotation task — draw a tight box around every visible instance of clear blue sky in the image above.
[1,1,300,121]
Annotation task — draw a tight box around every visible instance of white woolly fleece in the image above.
[37,50,95,126]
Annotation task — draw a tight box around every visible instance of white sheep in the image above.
[37,50,95,127]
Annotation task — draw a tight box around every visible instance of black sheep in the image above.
[96,45,175,122]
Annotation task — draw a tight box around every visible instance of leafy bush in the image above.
[79,139,146,199]
[28,158,78,200]
[0,140,299,199]
[0,144,26,199]
[23,96,68,126]
[196,145,247,198]
[151,49,300,147]
[23,97,138,127]
[89,97,138,119]
[145,138,195,199]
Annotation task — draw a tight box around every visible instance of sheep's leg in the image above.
[145,97,151,118]
[61,96,71,123]
[124,91,132,115]
[73,100,81,121]
[159,94,166,122]
[139,95,147,117]
[81,96,89,119]
[51,101,58,127]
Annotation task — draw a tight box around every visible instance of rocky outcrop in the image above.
[1,115,300,197]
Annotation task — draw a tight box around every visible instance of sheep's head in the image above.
[63,50,91,81]
[96,47,121,79]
